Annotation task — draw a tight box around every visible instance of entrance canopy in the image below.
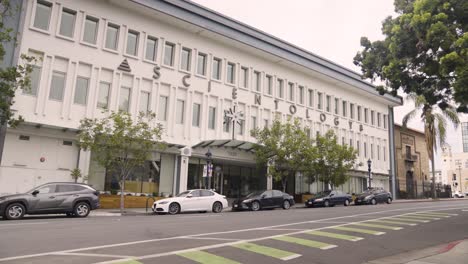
[192,139,256,152]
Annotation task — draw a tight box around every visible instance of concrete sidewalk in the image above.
[365,240,468,264]
[393,197,468,204]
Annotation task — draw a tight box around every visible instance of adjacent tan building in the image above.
[394,125,430,198]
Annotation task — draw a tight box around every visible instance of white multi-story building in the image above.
[441,146,468,194]
[0,0,401,197]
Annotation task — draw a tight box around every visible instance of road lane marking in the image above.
[273,236,337,250]
[389,217,430,223]
[306,230,363,241]
[3,204,467,263]
[422,212,458,216]
[370,220,417,226]
[0,222,50,227]
[330,226,385,235]
[178,251,241,264]
[264,228,309,231]
[232,242,301,260]
[112,260,142,264]
[413,213,451,218]
[399,215,441,220]
[184,237,240,241]
[351,222,403,230]
[52,252,134,258]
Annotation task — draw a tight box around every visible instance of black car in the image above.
[354,188,392,205]
[305,190,352,207]
[232,190,295,211]
[0,182,100,220]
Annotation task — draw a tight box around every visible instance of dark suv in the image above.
[0,182,100,220]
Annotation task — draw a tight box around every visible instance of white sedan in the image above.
[152,189,228,215]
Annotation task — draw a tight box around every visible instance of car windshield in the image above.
[315,191,331,198]
[360,189,376,195]
[176,191,191,197]
[246,191,264,198]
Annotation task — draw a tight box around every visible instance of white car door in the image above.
[183,190,203,211]
[199,190,216,210]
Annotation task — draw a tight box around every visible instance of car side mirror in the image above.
[32,190,39,195]
[261,194,266,199]
[186,194,193,198]
[330,194,334,197]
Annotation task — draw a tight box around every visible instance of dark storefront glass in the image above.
[104,160,160,195]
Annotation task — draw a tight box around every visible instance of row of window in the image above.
[31,0,388,130]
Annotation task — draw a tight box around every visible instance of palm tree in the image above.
[403,94,460,199]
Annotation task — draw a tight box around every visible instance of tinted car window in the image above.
[36,185,56,194]
[262,191,273,198]
[190,190,201,197]
[201,190,214,196]
[57,184,86,192]
[272,190,283,197]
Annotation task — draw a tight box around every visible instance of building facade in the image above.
[0,0,401,197]
[442,146,468,195]
[394,125,430,198]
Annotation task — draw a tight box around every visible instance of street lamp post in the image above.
[458,165,462,193]
[367,159,372,189]
[205,149,212,189]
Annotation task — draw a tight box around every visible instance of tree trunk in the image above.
[120,177,125,215]
[431,151,437,199]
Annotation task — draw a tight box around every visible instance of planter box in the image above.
[294,194,314,203]
[99,195,164,209]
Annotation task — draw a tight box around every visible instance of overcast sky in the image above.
[192,0,467,169]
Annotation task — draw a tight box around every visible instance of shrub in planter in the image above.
[152,192,158,197]
[110,189,118,195]
[140,194,147,197]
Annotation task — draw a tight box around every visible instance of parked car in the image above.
[232,190,295,211]
[305,190,352,207]
[0,182,100,220]
[354,188,392,205]
[152,189,228,215]
[453,191,465,198]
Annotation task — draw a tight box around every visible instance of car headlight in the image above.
[364,196,372,200]
[0,197,6,202]
[242,199,252,203]
[158,201,169,205]
[315,198,323,202]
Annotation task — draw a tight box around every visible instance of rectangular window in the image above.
[145,36,158,61]
[212,58,221,80]
[357,140,360,156]
[317,92,322,110]
[277,79,284,98]
[266,75,273,95]
[158,96,168,121]
[334,98,339,114]
[119,86,131,112]
[74,77,89,105]
[25,66,41,96]
[298,86,304,104]
[83,16,98,44]
[364,142,367,158]
[197,53,207,76]
[288,83,294,101]
[105,23,119,50]
[180,48,191,72]
[241,67,249,88]
[237,120,245,135]
[49,71,66,101]
[223,117,230,132]
[126,30,139,56]
[364,108,369,123]
[384,146,387,161]
[251,116,257,136]
[342,136,345,145]
[34,0,52,31]
[377,145,380,160]
[208,106,216,130]
[227,62,235,84]
[139,91,150,114]
[371,143,374,159]
[371,110,375,125]
[383,114,387,129]
[342,101,347,117]
[163,42,175,66]
[308,89,313,107]
[350,103,355,119]
[97,82,110,109]
[357,106,362,121]
[192,103,201,127]
[264,119,269,128]
[326,95,331,112]
[253,71,261,92]
[59,8,76,38]
[175,99,185,124]
[377,113,381,127]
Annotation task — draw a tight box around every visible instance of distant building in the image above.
[394,124,430,198]
[462,122,468,153]
[430,170,445,185]
[442,146,468,194]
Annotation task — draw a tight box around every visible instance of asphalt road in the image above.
[1,200,468,264]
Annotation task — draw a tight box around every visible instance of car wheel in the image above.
[212,202,223,213]
[455,194,459,198]
[251,201,261,211]
[386,197,392,204]
[371,198,377,205]
[282,200,291,210]
[168,202,180,215]
[344,199,350,206]
[5,203,26,220]
[324,200,330,207]
[74,202,91,218]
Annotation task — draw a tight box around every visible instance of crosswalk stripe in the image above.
[399,215,440,220]
[370,220,417,226]
[330,226,385,235]
[178,251,241,264]
[273,236,337,250]
[420,212,458,216]
[113,261,143,264]
[413,213,450,218]
[389,217,429,223]
[352,223,403,230]
[306,230,363,242]
[232,242,301,261]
